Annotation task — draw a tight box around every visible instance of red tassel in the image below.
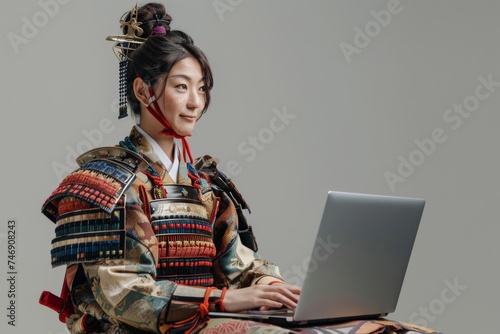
[142,170,167,199]
[216,287,227,312]
[171,286,217,333]
[138,185,151,219]
[39,278,74,323]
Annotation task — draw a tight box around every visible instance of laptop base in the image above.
[208,310,387,327]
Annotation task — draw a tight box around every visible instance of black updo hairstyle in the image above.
[123,2,214,118]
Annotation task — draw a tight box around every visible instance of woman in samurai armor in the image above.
[39,3,442,334]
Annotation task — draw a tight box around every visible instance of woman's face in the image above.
[146,56,207,137]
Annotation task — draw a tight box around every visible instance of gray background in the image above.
[1,0,498,333]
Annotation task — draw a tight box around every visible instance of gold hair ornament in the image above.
[106,4,146,62]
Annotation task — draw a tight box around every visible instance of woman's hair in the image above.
[123,3,213,118]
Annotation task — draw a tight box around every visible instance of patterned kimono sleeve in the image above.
[211,188,285,289]
[82,248,223,332]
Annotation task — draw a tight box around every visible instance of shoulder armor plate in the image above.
[75,146,149,171]
[42,146,150,223]
[50,203,127,267]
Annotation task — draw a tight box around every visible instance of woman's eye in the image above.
[199,86,207,92]
[176,84,187,89]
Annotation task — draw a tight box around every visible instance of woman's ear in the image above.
[133,77,151,106]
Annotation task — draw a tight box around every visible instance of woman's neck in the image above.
[151,133,175,161]
[138,122,176,161]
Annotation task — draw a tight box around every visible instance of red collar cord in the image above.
[146,86,194,163]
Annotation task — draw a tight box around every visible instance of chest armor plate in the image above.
[150,185,215,286]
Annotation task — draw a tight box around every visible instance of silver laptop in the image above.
[209,191,425,326]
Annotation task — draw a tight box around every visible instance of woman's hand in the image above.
[222,284,301,313]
